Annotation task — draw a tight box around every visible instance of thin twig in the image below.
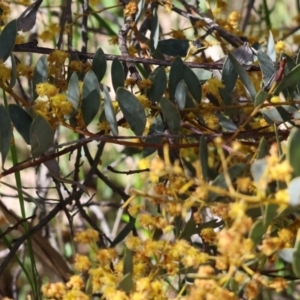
[13,43,262,71]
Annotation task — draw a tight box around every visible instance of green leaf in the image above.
[257,49,275,87]
[249,220,266,246]
[191,68,212,81]
[262,106,292,124]
[111,57,125,93]
[175,79,187,110]
[273,64,300,94]
[0,19,17,62]
[157,39,189,57]
[123,247,133,275]
[179,216,197,240]
[117,273,133,293]
[278,248,294,263]
[288,177,300,206]
[0,105,12,165]
[264,204,278,227]
[150,7,159,49]
[8,104,32,144]
[103,85,118,136]
[135,0,145,22]
[293,242,300,276]
[228,52,257,102]
[215,113,237,132]
[148,66,167,103]
[296,48,300,65]
[209,163,247,201]
[219,88,232,106]
[251,158,267,183]
[143,114,164,157]
[287,127,300,178]
[92,47,107,82]
[110,217,136,247]
[30,115,54,158]
[183,66,201,103]
[160,97,180,135]
[117,88,146,136]
[81,70,101,126]
[169,56,184,101]
[222,56,238,94]
[254,90,268,107]
[81,90,100,127]
[67,72,80,110]
[32,55,48,100]
[257,137,269,159]
[267,31,276,62]
[199,136,208,181]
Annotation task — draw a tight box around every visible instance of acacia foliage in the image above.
[1,0,300,299]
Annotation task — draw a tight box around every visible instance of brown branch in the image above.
[13,43,261,71]
[0,129,290,179]
[107,165,150,175]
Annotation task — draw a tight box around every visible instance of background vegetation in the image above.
[1,0,300,299]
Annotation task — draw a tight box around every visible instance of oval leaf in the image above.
[169,56,184,101]
[274,64,300,94]
[287,127,300,178]
[175,79,187,110]
[267,31,276,62]
[183,66,201,103]
[257,49,275,87]
[111,58,125,92]
[30,115,54,158]
[288,177,300,206]
[278,248,294,263]
[117,88,146,136]
[151,7,159,49]
[103,85,118,136]
[8,104,32,144]
[228,52,257,102]
[160,97,180,135]
[0,20,17,62]
[81,89,101,127]
[0,105,12,164]
[148,66,167,103]
[81,72,101,126]
[257,137,269,159]
[67,72,80,110]
[254,90,268,107]
[251,158,267,183]
[222,57,238,94]
[92,47,107,82]
[249,220,266,246]
[83,70,100,98]
[157,39,189,57]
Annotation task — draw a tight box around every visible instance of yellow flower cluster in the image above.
[124,1,138,17]
[0,2,10,22]
[39,23,61,42]
[34,82,73,128]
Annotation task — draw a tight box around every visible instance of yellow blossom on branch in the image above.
[39,23,61,42]
[74,254,91,272]
[36,82,58,97]
[124,1,137,17]
[74,228,99,243]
